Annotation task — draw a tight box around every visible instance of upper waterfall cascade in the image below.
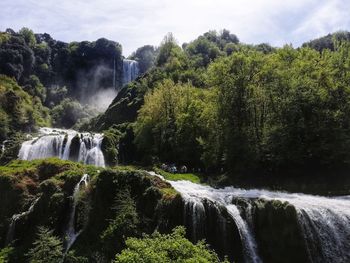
[18,127,105,167]
[122,59,139,85]
[149,172,350,263]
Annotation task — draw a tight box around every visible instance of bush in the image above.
[114,226,227,263]
[26,227,63,263]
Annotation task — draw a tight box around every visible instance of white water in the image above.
[65,174,90,253]
[169,180,262,263]
[149,172,350,263]
[18,127,105,167]
[6,197,40,245]
[1,140,8,156]
[123,59,139,85]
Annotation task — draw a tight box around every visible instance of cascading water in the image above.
[6,197,40,245]
[169,179,262,263]
[149,172,350,263]
[122,59,139,85]
[0,140,8,156]
[65,174,90,253]
[18,127,105,167]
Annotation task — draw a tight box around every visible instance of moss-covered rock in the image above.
[101,128,121,166]
[0,160,192,263]
[253,199,309,263]
[68,134,81,162]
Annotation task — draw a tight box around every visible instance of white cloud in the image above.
[292,0,350,44]
[0,0,349,55]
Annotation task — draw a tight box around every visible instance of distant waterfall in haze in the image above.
[65,174,90,253]
[18,128,105,167]
[149,172,350,263]
[123,59,139,85]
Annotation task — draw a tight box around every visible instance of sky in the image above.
[0,0,349,56]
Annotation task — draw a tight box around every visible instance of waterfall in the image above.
[170,180,262,263]
[149,172,350,263]
[65,174,90,253]
[123,59,139,85]
[6,197,40,245]
[18,128,105,167]
[1,140,8,156]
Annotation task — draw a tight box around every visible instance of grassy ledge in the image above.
[153,167,202,184]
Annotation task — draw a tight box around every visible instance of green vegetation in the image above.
[0,247,13,263]
[51,98,97,128]
[130,45,157,74]
[115,226,227,263]
[26,227,63,263]
[154,168,202,184]
[0,28,123,99]
[0,158,185,262]
[95,30,350,188]
[0,75,50,138]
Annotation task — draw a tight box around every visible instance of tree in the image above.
[23,75,47,102]
[26,227,63,263]
[114,226,228,263]
[185,36,222,67]
[0,247,13,263]
[101,189,139,259]
[135,79,219,168]
[19,27,36,47]
[156,33,181,66]
[130,45,157,74]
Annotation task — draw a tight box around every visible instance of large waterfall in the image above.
[150,172,350,263]
[123,59,139,85]
[18,127,105,167]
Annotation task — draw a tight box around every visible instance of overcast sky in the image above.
[0,0,349,56]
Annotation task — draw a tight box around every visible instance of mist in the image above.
[75,62,120,112]
[88,88,118,112]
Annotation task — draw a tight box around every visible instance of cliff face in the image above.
[1,159,348,263]
[0,159,181,262]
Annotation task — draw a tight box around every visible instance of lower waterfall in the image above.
[150,172,350,263]
[6,197,41,245]
[65,174,90,253]
[18,127,105,167]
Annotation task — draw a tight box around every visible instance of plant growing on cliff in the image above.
[101,189,139,258]
[114,226,228,263]
[26,226,63,263]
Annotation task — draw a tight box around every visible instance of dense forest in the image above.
[2,28,350,184]
[1,27,350,263]
[95,30,350,189]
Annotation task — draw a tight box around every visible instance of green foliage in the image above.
[130,45,157,74]
[45,86,67,108]
[0,247,13,263]
[101,127,122,166]
[101,189,139,257]
[302,31,350,52]
[26,227,63,263]
[51,98,96,128]
[0,75,51,138]
[156,33,182,67]
[23,75,47,102]
[135,79,220,168]
[19,27,36,47]
[207,43,350,175]
[114,226,227,263]
[185,36,222,67]
[154,167,201,184]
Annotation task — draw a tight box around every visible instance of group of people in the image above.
[161,163,188,174]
